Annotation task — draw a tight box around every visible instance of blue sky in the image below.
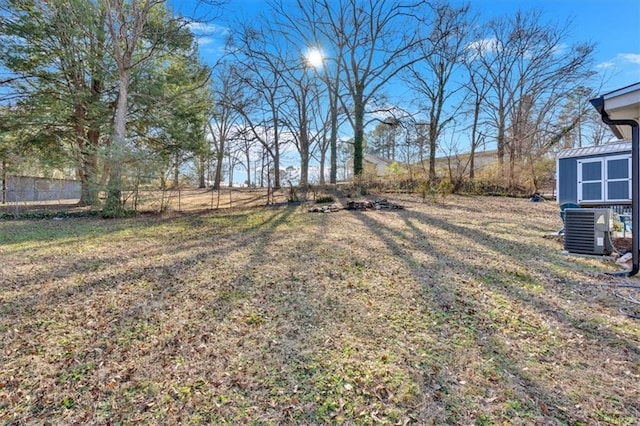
[175,0,639,181]
[180,0,640,93]
[500,0,640,92]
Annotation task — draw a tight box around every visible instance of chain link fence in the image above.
[0,186,290,218]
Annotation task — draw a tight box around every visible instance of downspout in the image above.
[590,97,640,276]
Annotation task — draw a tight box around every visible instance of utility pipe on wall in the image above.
[590,97,640,276]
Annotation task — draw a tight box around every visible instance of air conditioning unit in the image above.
[564,208,613,255]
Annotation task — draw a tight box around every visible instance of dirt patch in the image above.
[613,237,634,252]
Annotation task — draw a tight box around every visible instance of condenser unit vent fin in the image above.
[563,208,613,255]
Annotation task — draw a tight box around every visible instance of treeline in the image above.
[0,0,215,215]
[0,0,613,214]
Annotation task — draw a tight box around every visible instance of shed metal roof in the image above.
[557,141,631,159]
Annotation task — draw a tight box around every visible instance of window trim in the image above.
[577,154,631,203]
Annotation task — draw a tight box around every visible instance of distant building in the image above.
[432,149,499,176]
[343,154,396,179]
[364,154,394,176]
[3,176,81,203]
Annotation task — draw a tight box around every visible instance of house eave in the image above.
[590,82,640,140]
[588,82,640,276]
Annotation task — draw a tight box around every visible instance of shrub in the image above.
[316,195,335,203]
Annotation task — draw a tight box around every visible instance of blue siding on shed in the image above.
[557,158,578,205]
[557,146,631,206]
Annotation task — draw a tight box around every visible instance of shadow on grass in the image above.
[349,208,639,424]
[1,204,306,423]
[1,206,298,311]
[2,201,638,424]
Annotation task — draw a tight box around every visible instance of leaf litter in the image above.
[0,193,639,425]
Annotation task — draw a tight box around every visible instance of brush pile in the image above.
[345,198,404,211]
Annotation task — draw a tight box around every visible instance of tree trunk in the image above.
[319,146,326,185]
[428,123,437,183]
[260,149,265,187]
[353,90,365,177]
[1,158,6,204]
[496,99,506,173]
[79,152,99,206]
[228,150,234,187]
[84,118,101,204]
[528,154,538,193]
[272,144,281,189]
[198,155,206,188]
[173,153,180,188]
[508,144,516,188]
[300,147,309,188]
[75,103,93,206]
[497,123,506,178]
[329,99,338,184]
[213,134,224,189]
[104,72,129,216]
[245,150,251,186]
[298,119,309,187]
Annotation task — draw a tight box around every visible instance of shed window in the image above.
[577,155,631,203]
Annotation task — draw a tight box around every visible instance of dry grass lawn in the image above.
[1,193,639,425]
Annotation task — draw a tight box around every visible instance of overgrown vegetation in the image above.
[1,194,638,424]
[316,195,335,203]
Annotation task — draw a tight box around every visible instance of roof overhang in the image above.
[590,82,640,140]
[589,82,640,277]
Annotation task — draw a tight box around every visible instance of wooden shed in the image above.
[556,141,632,208]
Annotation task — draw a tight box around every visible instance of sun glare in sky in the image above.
[305,48,324,68]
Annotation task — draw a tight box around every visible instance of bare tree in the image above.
[231,128,260,186]
[268,0,346,188]
[554,86,613,150]
[309,0,427,177]
[405,1,473,182]
[461,48,491,181]
[469,9,595,186]
[228,21,292,189]
[281,76,323,188]
[312,96,333,184]
[270,0,347,184]
[275,51,324,188]
[207,61,244,189]
[581,108,614,147]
